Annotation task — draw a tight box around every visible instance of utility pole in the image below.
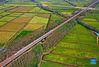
[95,32,99,45]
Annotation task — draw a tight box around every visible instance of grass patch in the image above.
[0,43,4,48]
[14,30,32,40]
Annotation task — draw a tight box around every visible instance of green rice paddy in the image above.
[41,24,99,67]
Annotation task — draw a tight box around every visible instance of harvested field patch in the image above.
[21,13,34,17]
[0,22,26,31]
[9,6,33,13]
[37,13,50,18]
[0,32,15,43]
[11,16,33,23]
[0,16,34,31]
[39,9,50,13]
[0,15,34,43]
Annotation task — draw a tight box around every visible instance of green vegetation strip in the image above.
[56,42,99,52]
[44,54,99,67]
[82,18,99,30]
[14,30,32,40]
[0,21,7,26]
[0,12,10,16]
[52,48,99,60]
[0,16,16,22]
[0,43,4,48]
[40,61,68,67]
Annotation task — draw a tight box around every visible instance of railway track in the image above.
[38,0,99,33]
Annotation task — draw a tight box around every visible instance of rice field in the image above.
[0,5,51,47]
[40,5,99,67]
[82,11,99,30]
[41,24,99,67]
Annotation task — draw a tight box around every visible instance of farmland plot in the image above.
[0,13,34,44]
[41,24,99,67]
[8,6,33,13]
